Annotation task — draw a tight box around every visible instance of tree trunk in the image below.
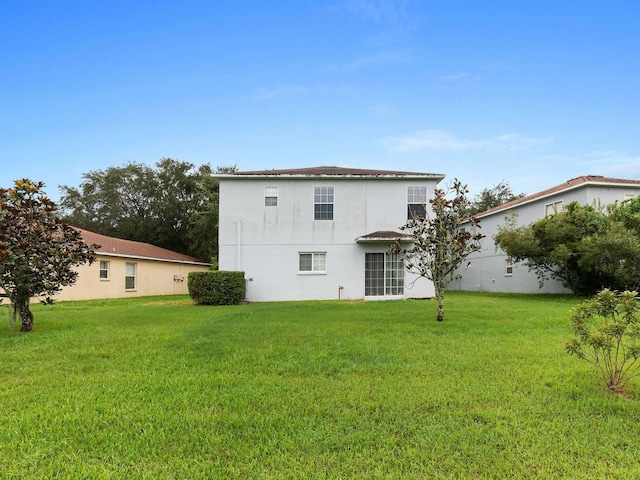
[435,287,445,322]
[16,299,34,332]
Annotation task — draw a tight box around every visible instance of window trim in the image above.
[314,186,334,221]
[99,260,110,280]
[125,262,137,290]
[505,257,514,276]
[265,186,278,206]
[407,186,427,220]
[545,200,563,216]
[365,252,405,297]
[298,252,327,274]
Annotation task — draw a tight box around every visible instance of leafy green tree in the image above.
[60,159,235,262]
[495,201,640,295]
[466,180,525,216]
[394,179,484,321]
[0,180,97,331]
[566,289,640,394]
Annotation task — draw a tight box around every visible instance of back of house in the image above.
[216,166,445,302]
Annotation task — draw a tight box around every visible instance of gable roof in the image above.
[76,228,209,265]
[217,166,445,180]
[474,175,640,219]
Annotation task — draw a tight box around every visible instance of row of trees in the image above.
[59,159,236,262]
[495,197,640,295]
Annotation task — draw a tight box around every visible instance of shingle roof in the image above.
[222,166,444,179]
[356,231,413,242]
[76,228,209,265]
[475,175,640,219]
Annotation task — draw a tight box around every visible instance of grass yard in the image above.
[1,292,639,479]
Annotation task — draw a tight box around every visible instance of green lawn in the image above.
[1,292,639,479]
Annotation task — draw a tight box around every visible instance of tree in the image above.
[59,159,236,262]
[566,289,640,394]
[0,180,97,332]
[393,179,484,321]
[465,180,525,217]
[495,201,640,295]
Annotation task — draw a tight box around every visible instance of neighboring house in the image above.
[450,175,640,294]
[216,166,445,302]
[54,229,210,301]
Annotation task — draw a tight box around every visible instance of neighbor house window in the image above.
[407,186,427,219]
[314,187,334,220]
[365,253,404,296]
[505,258,514,276]
[99,260,110,279]
[545,200,563,216]
[125,262,136,289]
[299,252,326,273]
[265,186,278,206]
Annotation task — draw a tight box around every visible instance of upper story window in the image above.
[265,186,278,206]
[545,200,563,216]
[99,260,110,280]
[314,187,334,220]
[407,186,427,219]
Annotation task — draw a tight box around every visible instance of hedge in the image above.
[188,271,246,305]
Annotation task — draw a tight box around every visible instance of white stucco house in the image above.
[450,175,640,294]
[216,166,445,302]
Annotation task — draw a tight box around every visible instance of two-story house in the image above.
[216,166,445,302]
[450,175,640,294]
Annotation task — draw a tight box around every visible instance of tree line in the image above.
[59,158,236,263]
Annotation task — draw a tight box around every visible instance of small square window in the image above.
[265,186,278,206]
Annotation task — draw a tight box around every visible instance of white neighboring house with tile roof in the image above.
[216,166,445,302]
[449,176,640,294]
[54,229,211,301]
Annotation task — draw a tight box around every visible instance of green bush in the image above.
[566,288,640,394]
[188,271,246,305]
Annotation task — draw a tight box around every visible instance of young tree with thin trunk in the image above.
[0,179,97,332]
[394,179,484,321]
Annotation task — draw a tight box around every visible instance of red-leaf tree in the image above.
[0,179,97,331]
[393,179,484,321]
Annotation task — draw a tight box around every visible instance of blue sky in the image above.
[2,0,639,200]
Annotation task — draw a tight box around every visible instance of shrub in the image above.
[566,288,640,394]
[188,271,246,305]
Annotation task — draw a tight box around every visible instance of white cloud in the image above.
[346,0,409,25]
[438,73,467,82]
[581,150,640,178]
[385,129,554,153]
[330,50,410,70]
[253,85,319,100]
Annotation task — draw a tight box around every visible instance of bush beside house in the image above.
[188,271,246,305]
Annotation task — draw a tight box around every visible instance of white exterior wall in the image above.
[218,176,440,301]
[451,184,640,294]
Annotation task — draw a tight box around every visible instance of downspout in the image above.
[236,220,242,270]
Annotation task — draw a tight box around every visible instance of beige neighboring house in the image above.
[55,228,211,301]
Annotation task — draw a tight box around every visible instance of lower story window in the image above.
[125,262,136,289]
[299,252,326,273]
[365,252,404,296]
[99,260,110,279]
[505,258,514,276]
